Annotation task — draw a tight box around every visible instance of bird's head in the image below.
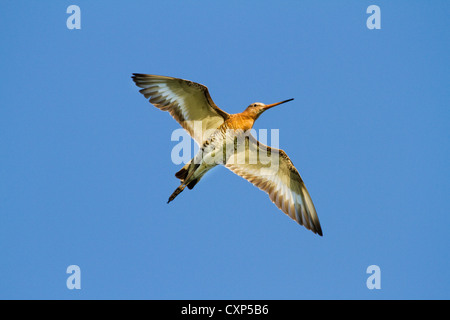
[245,98,294,119]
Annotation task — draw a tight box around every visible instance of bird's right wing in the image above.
[225,134,322,236]
[132,74,229,144]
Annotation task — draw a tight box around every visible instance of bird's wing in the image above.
[224,134,322,236]
[132,74,229,144]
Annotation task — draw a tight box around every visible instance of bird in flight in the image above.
[131,74,322,236]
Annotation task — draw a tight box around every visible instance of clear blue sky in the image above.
[1,1,449,299]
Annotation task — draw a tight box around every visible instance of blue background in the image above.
[1,1,449,299]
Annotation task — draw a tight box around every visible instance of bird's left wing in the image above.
[132,74,229,144]
[224,134,322,236]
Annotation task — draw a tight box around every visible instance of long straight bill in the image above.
[263,98,294,110]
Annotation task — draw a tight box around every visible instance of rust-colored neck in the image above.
[225,111,258,132]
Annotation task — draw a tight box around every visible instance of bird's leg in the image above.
[168,137,221,203]
[168,162,200,203]
[167,184,186,203]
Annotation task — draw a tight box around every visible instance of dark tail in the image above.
[175,166,189,180]
[167,185,186,203]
